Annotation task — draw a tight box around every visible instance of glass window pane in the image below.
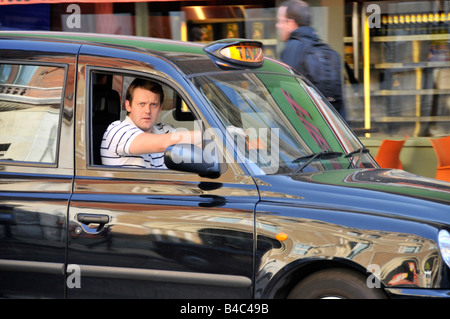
[0,64,64,164]
[192,71,376,175]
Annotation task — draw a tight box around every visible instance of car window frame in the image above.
[85,66,204,168]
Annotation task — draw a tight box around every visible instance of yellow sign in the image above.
[204,40,264,69]
[220,44,263,64]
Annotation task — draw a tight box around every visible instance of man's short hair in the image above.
[126,78,164,105]
[281,0,311,27]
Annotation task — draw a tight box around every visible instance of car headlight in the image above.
[438,229,450,268]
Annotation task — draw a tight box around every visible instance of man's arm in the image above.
[129,130,201,155]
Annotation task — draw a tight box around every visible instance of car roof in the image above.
[0,31,292,76]
[0,31,204,54]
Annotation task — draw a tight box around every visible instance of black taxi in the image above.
[0,31,449,299]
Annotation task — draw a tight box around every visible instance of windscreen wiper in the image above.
[345,147,370,168]
[293,150,343,173]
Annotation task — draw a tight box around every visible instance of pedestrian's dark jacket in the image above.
[280,26,346,119]
[280,26,319,77]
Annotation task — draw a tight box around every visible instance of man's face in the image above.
[126,87,162,132]
[276,6,297,42]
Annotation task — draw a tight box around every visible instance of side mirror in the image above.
[164,140,226,178]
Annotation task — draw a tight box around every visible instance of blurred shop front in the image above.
[0,0,449,179]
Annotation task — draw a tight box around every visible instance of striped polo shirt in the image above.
[100,116,174,169]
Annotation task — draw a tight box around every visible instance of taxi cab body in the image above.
[0,31,449,299]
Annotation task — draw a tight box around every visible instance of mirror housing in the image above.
[164,140,226,178]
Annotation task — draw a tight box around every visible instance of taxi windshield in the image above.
[191,71,376,175]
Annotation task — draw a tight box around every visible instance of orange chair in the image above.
[375,137,408,169]
[430,136,450,182]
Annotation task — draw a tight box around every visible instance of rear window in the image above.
[0,64,65,164]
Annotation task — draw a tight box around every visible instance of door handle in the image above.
[75,213,110,234]
[77,213,109,225]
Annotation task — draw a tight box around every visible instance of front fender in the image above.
[254,202,446,298]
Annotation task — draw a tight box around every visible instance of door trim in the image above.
[73,264,252,288]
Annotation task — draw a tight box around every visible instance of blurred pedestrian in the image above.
[276,0,346,119]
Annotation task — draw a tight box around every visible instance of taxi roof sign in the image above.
[204,40,264,69]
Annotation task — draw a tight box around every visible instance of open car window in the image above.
[89,71,198,167]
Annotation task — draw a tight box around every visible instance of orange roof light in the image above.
[220,44,263,63]
[204,39,264,69]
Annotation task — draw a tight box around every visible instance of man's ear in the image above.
[288,18,299,31]
[125,100,132,113]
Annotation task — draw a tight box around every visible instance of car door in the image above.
[0,40,78,298]
[66,48,258,298]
